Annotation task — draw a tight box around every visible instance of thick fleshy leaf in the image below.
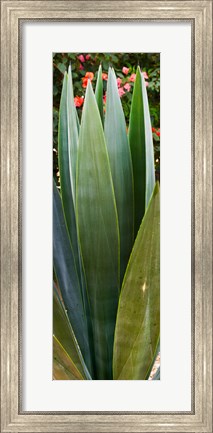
[53,336,84,380]
[128,66,155,237]
[67,64,79,201]
[53,285,91,380]
[105,68,134,283]
[53,181,94,376]
[95,64,104,124]
[76,81,120,379]
[58,72,80,278]
[113,183,160,380]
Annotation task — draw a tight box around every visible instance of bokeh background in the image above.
[53,52,160,185]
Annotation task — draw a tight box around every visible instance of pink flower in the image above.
[142,71,148,79]
[129,73,136,82]
[145,81,149,87]
[124,83,131,92]
[79,64,84,70]
[78,54,85,63]
[118,87,125,97]
[103,93,107,104]
[117,77,122,88]
[85,54,90,60]
[122,66,129,75]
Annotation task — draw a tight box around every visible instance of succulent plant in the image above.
[53,64,160,380]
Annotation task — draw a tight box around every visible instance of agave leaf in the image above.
[53,358,77,380]
[128,66,155,237]
[53,336,85,380]
[95,64,104,124]
[104,68,134,283]
[58,71,80,279]
[53,285,91,380]
[67,64,79,202]
[53,181,94,376]
[76,81,120,379]
[113,183,160,380]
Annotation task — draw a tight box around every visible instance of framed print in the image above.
[0,0,212,432]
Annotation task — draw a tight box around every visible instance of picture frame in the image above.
[0,0,212,432]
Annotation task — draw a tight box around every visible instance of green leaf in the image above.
[53,182,94,377]
[128,66,155,237]
[53,286,91,380]
[95,64,104,124]
[104,68,134,283]
[76,81,120,379]
[58,72,80,279]
[67,64,79,201]
[58,69,89,332]
[113,183,160,380]
[53,338,82,380]
[57,62,66,74]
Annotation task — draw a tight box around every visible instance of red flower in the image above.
[152,127,160,137]
[82,72,94,88]
[82,78,88,88]
[85,72,94,80]
[102,73,108,81]
[74,96,84,107]
[103,93,107,104]
[85,54,90,60]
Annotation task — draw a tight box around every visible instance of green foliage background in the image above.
[53,52,160,184]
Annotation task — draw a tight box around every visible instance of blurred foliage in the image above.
[53,53,160,184]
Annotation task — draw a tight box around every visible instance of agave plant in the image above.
[53,64,160,380]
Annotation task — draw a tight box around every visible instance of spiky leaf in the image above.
[58,71,80,279]
[105,68,134,283]
[128,66,155,236]
[53,336,84,380]
[67,64,79,200]
[113,183,160,380]
[53,287,91,380]
[53,182,93,376]
[95,64,104,124]
[76,81,120,379]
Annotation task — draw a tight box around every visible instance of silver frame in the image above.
[1,1,212,432]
